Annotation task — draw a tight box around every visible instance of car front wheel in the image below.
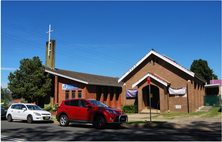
[27,115,33,124]
[59,114,69,126]
[7,114,13,122]
[94,116,105,129]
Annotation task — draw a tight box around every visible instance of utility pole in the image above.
[46,24,53,56]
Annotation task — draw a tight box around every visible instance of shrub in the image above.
[121,105,138,113]
[1,104,9,110]
[44,105,57,112]
[51,105,57,112]
[44,106,52,111]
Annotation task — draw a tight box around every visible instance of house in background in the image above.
[205,80,221,96]
[204,79,222,106]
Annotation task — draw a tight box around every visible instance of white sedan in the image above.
[6,103,52,123]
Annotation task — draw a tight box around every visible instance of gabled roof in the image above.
[118,50,205,83]
[132,73,170,88]
[45,67,123,87]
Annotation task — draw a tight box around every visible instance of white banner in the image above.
[169,87,186,95]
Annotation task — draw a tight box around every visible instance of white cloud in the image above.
[1,68,17,71]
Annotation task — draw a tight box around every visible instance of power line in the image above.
[2,32,129,70]
[2,21,133,66]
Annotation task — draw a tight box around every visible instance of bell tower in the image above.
[45,39,56,69]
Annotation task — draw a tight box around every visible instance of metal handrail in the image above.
[157,101,160,113]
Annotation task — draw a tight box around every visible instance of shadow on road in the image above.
[1,120,221,141]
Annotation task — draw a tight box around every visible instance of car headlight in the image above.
[106,110,118,114]
[34,112,41,116]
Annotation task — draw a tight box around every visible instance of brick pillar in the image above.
[187,80,194,113]
[113,88,116,108]
[54,76,58,106]
[100,87,104,103]
[119,88,122,108]
[138,88,143,113]
[107,87,110,107]
[122,84,126,106]
[159,86,167,113]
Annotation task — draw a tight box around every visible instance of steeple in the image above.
[45,25,55,69]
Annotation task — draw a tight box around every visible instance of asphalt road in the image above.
[1,119,221,141]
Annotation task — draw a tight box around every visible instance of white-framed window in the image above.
[78,90,82,98]
[65,90,69,100]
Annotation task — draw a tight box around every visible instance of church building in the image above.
[42,39,206,114]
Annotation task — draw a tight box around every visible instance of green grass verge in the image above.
[141,107,221,119]
[200,107,222,118]
[125,113,137,115]
[52,118,57,121]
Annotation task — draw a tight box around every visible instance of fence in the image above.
[204,95,221,107]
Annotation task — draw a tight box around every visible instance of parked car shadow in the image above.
[5,120,54,124]
[56,122,128,129]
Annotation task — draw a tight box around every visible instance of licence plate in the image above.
[121,118,125,121]
[44,117,49,119]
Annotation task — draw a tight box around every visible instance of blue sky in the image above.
[1,1,221,88]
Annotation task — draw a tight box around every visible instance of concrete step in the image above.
[196,106,213,112]
[140,109,160,114]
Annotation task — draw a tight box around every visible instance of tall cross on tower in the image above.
[46,24,53,56]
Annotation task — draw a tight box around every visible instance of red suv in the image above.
[56,98,128,129]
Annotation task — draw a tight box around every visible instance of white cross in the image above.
[46,24,53,56]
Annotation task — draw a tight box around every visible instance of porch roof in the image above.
[132,73,170,88]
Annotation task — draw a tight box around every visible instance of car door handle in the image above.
[66,108,68,110]
[18,111,20,113]
[78,109,81,111]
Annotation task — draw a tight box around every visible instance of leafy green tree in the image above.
[1,87,5,103]
[1,87,13,104]
[190,59,218,83]
[8,56,52,102]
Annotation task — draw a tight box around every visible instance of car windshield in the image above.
[88,100,108,108]
[26,105,42,110]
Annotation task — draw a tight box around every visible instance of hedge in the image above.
[121,105,138,113]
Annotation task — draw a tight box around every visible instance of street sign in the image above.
[147,77,150,85]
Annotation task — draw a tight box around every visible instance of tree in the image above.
[8,56,52,102]
[1,87,13,104]
[190,59,218,84]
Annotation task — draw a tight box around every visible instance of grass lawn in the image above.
[52,117,57,121]
[141,106,221,120]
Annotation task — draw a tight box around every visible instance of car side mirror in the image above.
[22,108,27,111]
[86,104,92,108]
